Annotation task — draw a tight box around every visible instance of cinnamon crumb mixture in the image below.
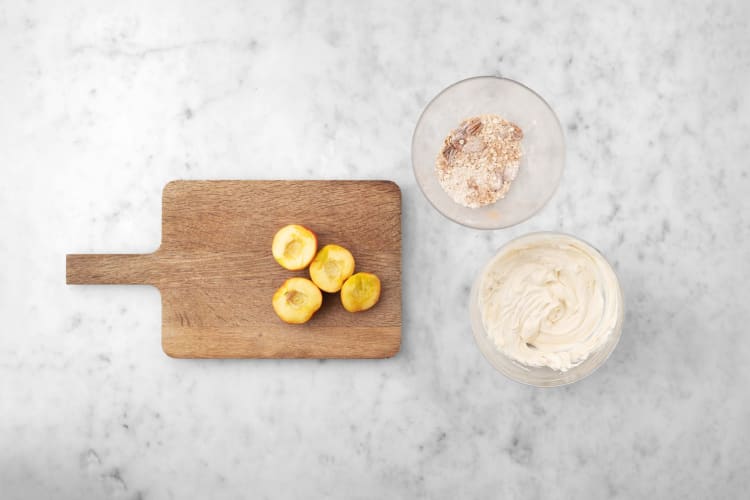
[435,114,523,208]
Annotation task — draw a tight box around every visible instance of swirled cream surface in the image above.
[479,233,622,372]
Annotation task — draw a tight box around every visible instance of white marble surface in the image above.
[2,0,749,498]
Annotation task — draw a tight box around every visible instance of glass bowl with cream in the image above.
[469,232,624,386]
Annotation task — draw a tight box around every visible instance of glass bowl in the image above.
[412,76,565,229]
[469,232,625,387]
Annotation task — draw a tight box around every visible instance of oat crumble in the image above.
[435,114,523,208]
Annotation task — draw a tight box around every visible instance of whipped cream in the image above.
[478,233,622,372]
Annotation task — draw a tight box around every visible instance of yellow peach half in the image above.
[272,224,317,271]
[272,277,323,324]
[309,244,355,293]
[340,272,381,312]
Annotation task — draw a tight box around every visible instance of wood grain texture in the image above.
[66,180,402,358]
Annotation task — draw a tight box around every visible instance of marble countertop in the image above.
[2,0,749,498]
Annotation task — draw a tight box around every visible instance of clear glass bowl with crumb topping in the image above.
[469,232,625,387]
[412,76,565,229]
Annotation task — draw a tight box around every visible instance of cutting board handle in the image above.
[66,253,159,285]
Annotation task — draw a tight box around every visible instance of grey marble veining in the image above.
[1,0,749,498]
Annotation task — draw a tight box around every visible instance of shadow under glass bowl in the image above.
[469,232,625,387]
[412,76,565,229]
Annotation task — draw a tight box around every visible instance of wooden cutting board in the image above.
[66,180,401,358]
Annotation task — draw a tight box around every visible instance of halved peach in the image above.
[272,277,323,324]
[309,244,355,293]
[340,272,381,312]
[272,224,317,271]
